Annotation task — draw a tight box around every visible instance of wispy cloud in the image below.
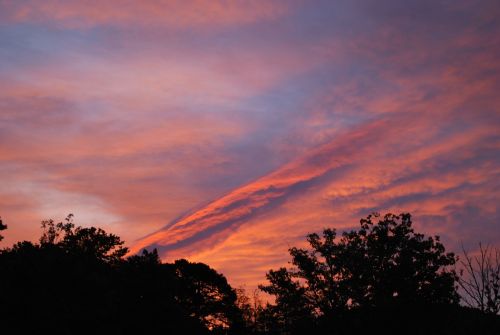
[0,0,295,29]
[0,0,499,290]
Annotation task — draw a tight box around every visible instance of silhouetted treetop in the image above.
[259,213,459,332]
[39,214,128,263]
[1,212,498,335]
[0,217,6,242]
[0,215,241,334]
[169,259,245,331]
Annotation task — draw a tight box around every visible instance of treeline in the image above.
[0,213,499,334]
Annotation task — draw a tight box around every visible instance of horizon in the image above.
[1,0,499,291]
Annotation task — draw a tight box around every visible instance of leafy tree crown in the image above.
[260,212,459,321]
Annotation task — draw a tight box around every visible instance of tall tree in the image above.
[260,212,459,329]
[0,215,243,334]
[169,259,245,333]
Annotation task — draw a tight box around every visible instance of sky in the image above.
[1,0,499,290]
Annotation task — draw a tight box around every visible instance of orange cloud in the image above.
[128,17,500,289]
[1,0,499,294]
[128,119,389,256]
[172,122,499,290]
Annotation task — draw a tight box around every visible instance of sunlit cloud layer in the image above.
[1,0,499,289]
[0,0,293,29]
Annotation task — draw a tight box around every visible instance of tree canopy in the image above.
[259,213,461,332]
[1,213,499,335]
[0,215,243,334]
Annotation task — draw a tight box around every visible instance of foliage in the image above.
[167,259,245,332]
[39,214,128,262]
[259,213,460,331]
[0,217,6,241]
[0,215,242,334]
[1,212,499,334]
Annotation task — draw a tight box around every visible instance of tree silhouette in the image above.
[459,243,500,314]
[0,217,6,242]
[167,259,245,332]
[39,214,128,262]
[260,213,460,331]
[1,213,499,334]
[0,215,243,334]
[236,287,269,333]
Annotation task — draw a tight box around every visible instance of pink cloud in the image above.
[128,18,500,289]
[0,0,295,29]
[1,0,499,293]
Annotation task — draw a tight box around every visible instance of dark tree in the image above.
[168,259,245,333]
[260,213,460,331]
[39,213,128,263]
[259,267,314,333]
[0,217,6,242]
[0,215,242,334]
[113,249,210,334]
[2,212,499,334]
[459,243,500,314]
[236,288,270,333]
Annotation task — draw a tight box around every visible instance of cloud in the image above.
[128,3,500,288]
[0,0,295,29]
[1,0,499,291]
[166,118,499,289]
[129,120,386,255]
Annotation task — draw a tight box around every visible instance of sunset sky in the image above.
[1,0,499,289]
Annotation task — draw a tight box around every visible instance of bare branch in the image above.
[459,242,500,314]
